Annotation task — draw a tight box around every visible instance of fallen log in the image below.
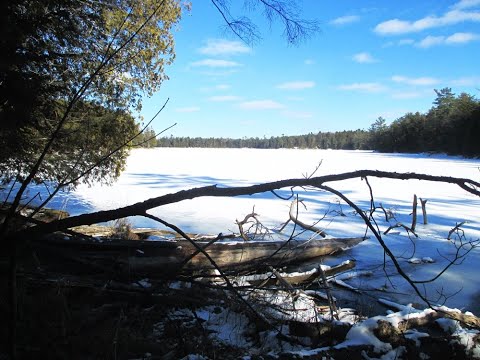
[31,234,366,277]
[239,260,356,287]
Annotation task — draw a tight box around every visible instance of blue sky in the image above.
[141,0,480,138]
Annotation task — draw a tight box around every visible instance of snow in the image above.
[3,147,480,356]
[194,306,253,347]
[404,329,430,347]
[5,148,480,311]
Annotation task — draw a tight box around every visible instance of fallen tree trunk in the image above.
[242,260,356,288]
[30,235,365,277]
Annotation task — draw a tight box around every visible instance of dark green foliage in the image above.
[373,88,480,156]
[157,89,479,157]
[156,129,370,150]
[0,0,183,187]
[0,99,138,186]
[132,126,158,148]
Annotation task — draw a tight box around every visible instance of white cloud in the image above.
[190,59,242,68]
[276,81,316,90]
[391,75,440,86]
[238,100,285,110]
[208,95,242,102]
[330,15,360,25]
[337,82,387,92]
[198,39,251,56]
[304,59,315,65]
[416,32,479,47]
[175,106,200,113]
[452,0,480,10]
[374,9,480,35]
[352,52,378,63]
[446,31,479,43]
[450,76,480,86]
[417,35,445,47]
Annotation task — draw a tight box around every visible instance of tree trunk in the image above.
[411,194,418,231]
[420,198,428,225]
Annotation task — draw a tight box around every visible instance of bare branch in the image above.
[288,199,327,237]
[448,221,468,240]
[384,223,418,238]
[210,0,319,44]
[11,170,480,240]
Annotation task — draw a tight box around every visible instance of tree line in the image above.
[156,130,369,150]
[156,88,480,157]
[370,88,480,156]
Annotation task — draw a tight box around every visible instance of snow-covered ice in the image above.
[4,148,480,314]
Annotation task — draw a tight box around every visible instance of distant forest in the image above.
[136,88,480,157]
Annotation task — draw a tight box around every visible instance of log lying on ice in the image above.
[32,235,366,276]
[242,260,356,287]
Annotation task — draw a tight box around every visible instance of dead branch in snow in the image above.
[384,222,418,237]
[235,208,269,241]
[377,204,396,222]
[379,299,480,330]
[420,197,428,224]
[411,194,418,231]
[286,199,327,237]
[448,221,468,240]
[318,264,339,320]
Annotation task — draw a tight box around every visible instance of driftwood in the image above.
[31,235,366,277]
[411,194,418,231]
[420,197,428,224]
[244,260,356,287]
[380,298,480,330]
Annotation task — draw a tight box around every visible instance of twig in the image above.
[448,221,467,240]
[384,223,418,238]
[318,264,339,320]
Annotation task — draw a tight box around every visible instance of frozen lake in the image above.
[11,148,480,314]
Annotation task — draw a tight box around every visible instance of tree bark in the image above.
[411,194,418,232]
[420,198,428,225]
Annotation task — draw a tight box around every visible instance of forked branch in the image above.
[9,170,480,241]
